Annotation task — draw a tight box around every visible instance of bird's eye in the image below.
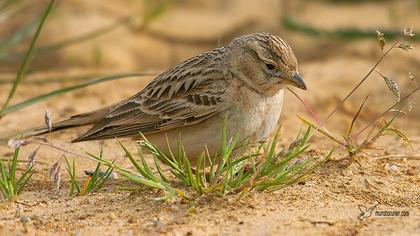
[265,63,275,70]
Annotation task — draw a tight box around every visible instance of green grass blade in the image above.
[208,150,216,184]
[1,73,152,116]
[153,155,169,183]
[137,148,157,181]
[85,162,101,193]
[120,141,147,177]
[222,155,252,173]
[86,148,103,192]
[0,158,9,184]
[142,133,184,175]
[86,152,131,174]
[213,116,232,183]
[195,152,206,189]
[0,73,100,85]
[0,180,9,198]
[9,147,20,188]
[119,171,168,190]
[72,158,80,193]
[16,171,34,195]
[64,156,80,195]
[0,0,56,112]
[16,164,33,191]
[63,157,74,194]
[0,159,11,198]
[180,146,201,192]
[88,149,173,193]
[257,131,281,178]
[92,161,115,192]
[89,148,106,191]
[118,139,159,182]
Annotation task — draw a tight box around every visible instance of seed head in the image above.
[44,110,52,132]
[376,30,386,51]
[398,42,413,51]
[408,99,415,112]
[408,72,415,82]
[383,77,401,102]
[403,26,415,37]
[8,139,29,148]
[49,160,61,192]
[376,71,400,102]
[27,146,41,169]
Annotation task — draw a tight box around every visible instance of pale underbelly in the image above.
[142,90,284,163]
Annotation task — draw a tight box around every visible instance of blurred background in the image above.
[1,2,419,234]
[0,0,419,139]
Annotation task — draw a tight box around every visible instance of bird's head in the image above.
[227,32,306,96]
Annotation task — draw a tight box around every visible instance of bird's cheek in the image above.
[274,72,288,84]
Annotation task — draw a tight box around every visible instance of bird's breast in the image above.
[227,81,284,141]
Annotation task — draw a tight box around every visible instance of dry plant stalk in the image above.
[49,160,61,192]
[291,26,418,160]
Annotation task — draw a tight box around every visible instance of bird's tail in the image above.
[22,106,112,138]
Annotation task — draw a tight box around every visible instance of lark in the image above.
[33,32,307,162]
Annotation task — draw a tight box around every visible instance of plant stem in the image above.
[287,88,321,125]
[322,38,402,125]
[0,73,153,116]
[0,0,56,112]
[351,85,420,140]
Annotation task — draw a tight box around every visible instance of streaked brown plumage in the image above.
[31,32,307,160]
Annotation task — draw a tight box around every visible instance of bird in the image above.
[31,32,307,163]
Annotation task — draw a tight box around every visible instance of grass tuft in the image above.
[64,149,114,196]
[90,120,328,200]
[0,146,34,200]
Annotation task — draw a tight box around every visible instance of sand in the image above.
[0,0,419,235]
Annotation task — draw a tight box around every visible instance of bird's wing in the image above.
[73,49,230,142]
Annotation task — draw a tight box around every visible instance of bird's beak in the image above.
[287,72,307,90]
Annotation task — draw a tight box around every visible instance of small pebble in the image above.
[386,163,398,171]
[109,172,118,179]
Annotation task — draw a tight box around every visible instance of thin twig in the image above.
[32,141,95,162]
[372,154,420,161]
[287,88,321,125]
[322,38,402,125]
[346,95,369,140]
[351,86,420,140]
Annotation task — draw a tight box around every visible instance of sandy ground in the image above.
[0,0,419,235]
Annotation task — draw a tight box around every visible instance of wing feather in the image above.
[73,48,230,142]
